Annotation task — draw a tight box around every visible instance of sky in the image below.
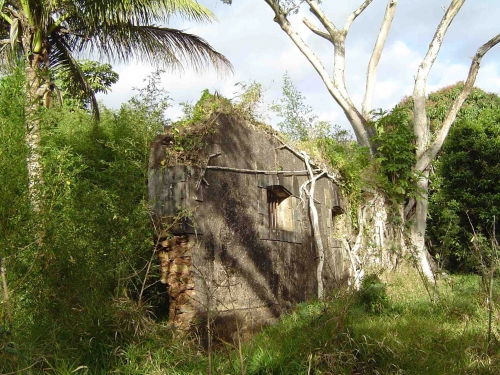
[96,0,500,131]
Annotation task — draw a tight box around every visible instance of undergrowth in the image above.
[109,268,499,375]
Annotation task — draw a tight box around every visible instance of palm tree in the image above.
[0,0,231,213]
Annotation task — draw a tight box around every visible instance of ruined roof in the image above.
[148,93,342,187]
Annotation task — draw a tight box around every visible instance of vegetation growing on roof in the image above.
[164,85,277,167]
[163,90,228,166]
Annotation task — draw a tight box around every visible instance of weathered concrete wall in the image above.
[149,113,349,334]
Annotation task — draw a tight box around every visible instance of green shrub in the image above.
[358,273,390,313]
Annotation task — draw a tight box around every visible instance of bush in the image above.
[358,273,390,313]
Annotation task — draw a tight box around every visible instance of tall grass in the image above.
[109,267,499,375]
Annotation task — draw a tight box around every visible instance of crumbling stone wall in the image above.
[156,235,196,330]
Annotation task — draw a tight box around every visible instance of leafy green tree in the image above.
[371,107,418,204]
[428,105,500,271]
[0,70,171,372]
[388,83,500,270]
[273,73,332,142]
[0,0,232,213]
[54,60,119,109]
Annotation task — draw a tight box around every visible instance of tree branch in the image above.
[413,0,465,158]
[304,0,350,101]
[343,0,373,32]
[305,0,339,38]
[274,136,343,184]
[303,17,332,42]
[362,0,398,119]
[301,151,326,300]
[264,0,371,149]
[205,165,320,175]
[415,32,500,172]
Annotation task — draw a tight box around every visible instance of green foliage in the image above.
[272,74,418,212]
[426,84,500,133]
[0,70,169,373]
[1,0,230,112]
[371,107,419,203]
[239,270,499,374]
[423,84,500,271]
[182,88,230,125]
[169,84,270,166]
[121,69,171,132]
[166,89,230,165]
[397,83,500,135]
[232,81,268,122]
[317,134,370,214]
[110,270,500,375]
[54,60,119,109]
[0,65,29,246]
[272,73,330,142]
[428,106,500,271]
[357,273,390,314]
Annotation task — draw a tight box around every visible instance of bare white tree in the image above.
[250,0,500,279]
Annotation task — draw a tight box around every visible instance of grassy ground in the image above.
[109,267,499,375]
[2,267,499,374]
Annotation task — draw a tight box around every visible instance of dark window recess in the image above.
[267,185,293,231]
[267,189,281,230]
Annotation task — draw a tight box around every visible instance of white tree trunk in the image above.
[410,172,434,280]
[410,0,465,279]
[25,56,45,214]
[23,31,51,247]
[362,0,398,120]
[264,0,372,149]
[301,152,326,300]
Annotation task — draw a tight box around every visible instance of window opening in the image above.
[267,185,293,231]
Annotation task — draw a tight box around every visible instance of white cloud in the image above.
[475,63,500,93]
[166,106,185,122]
[376,80,398,101]
[428,63,469,93]
[317,109,340,124]
[257,47,310,73]
[97,63,154,108]
[392,41,412,57]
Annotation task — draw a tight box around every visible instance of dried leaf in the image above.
[10,18,18,51]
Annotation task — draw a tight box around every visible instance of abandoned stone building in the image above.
[148,108,348,334]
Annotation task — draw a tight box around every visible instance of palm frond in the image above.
[72,23,232,73]
[49,35,99,118]
[74,0,216,27]
[0,41,19,74]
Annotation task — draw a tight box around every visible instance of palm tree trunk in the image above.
[22,32,50,248]
[22,27,49,215]
[24,56,44,214]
